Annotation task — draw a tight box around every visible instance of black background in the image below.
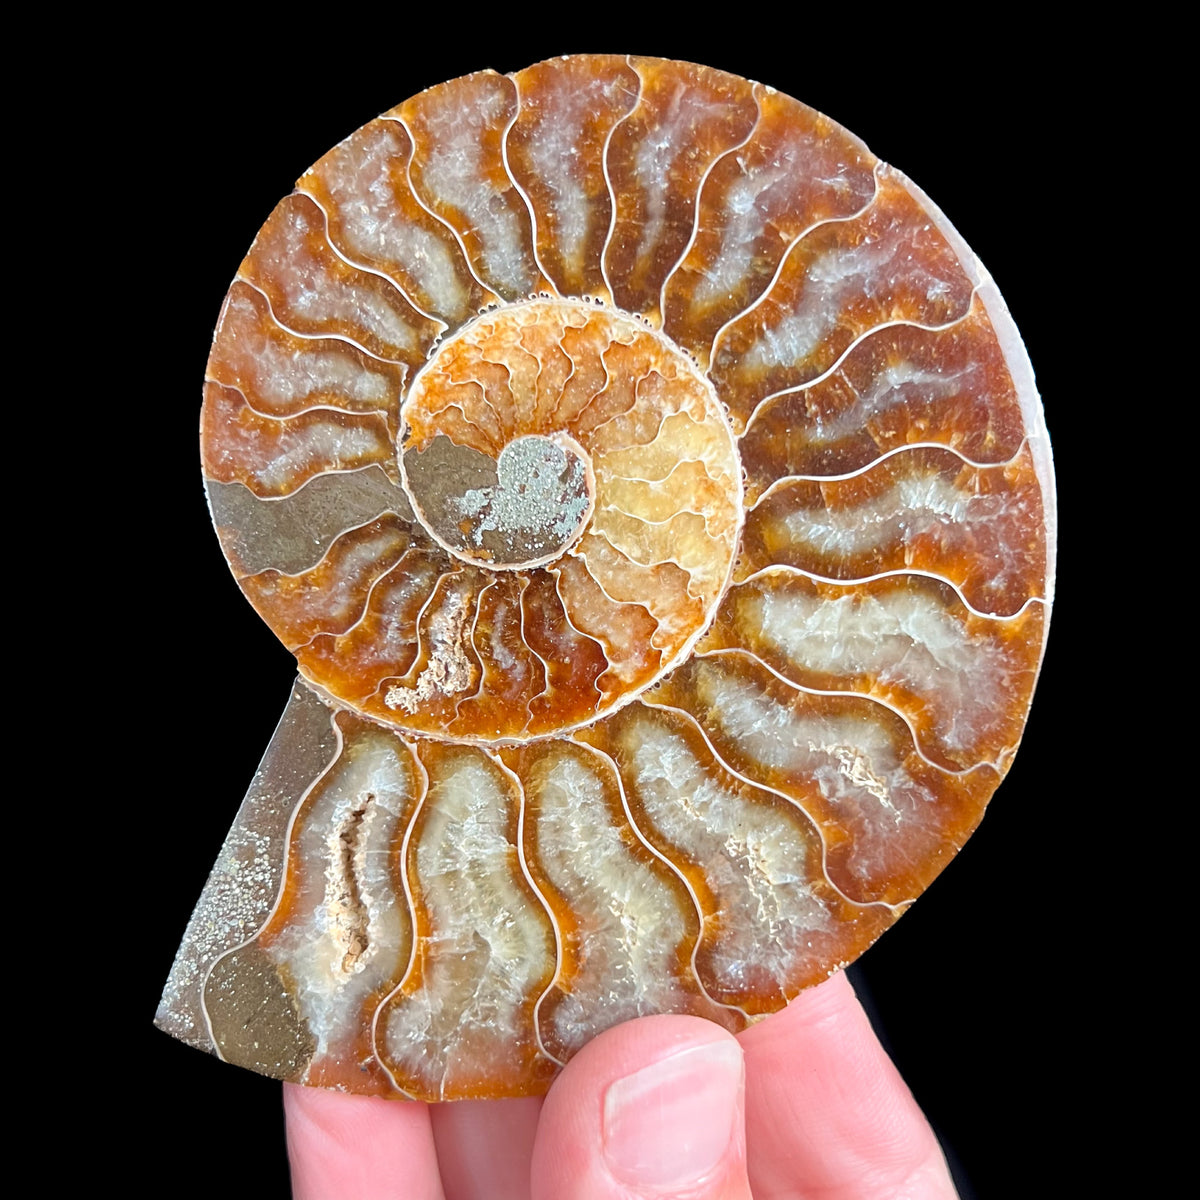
[99,22,1098,1199]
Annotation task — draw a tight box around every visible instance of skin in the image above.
[285,971,959,1199]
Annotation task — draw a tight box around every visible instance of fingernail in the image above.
[602,1039,744,1190]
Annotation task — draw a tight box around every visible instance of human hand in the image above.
[285,970,959,1198]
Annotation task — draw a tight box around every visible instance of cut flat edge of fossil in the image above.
[156,681,338,1060]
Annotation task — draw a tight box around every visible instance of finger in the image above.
[285,1082,445,1200]
[531,1015,752,1200]
[739,972,958,1200]
[429,1096,543,1200]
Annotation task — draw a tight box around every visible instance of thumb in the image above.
[531,1015,752,1200]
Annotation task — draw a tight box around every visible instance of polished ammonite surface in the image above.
[157,54,1055,1101]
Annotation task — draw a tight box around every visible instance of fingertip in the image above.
[739,972,958,1199]
[532,1016,753,1200]
[284,1083,442,1200]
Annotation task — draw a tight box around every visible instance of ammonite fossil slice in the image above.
[157,54,1055,1102]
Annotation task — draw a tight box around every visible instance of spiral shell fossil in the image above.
[157,54,1056,1102]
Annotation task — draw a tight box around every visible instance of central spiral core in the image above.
[282,296,745,742]
[401,431,595,569]
[399,298,719,577]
